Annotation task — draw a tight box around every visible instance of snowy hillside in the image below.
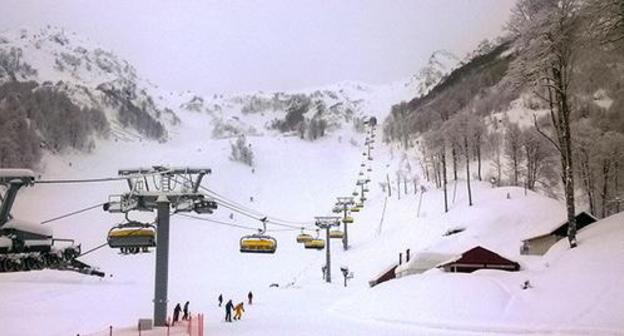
[0,26,177,140]
[3,23,623,336]
[2,103,624,335]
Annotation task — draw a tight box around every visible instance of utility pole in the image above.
[336,197,354,250]
[105,166,217,326]
[315,216,341,283]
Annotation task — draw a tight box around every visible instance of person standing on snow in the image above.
[218,294,223,307]
[183,301,190,320]
[172,303,182,326]
[224,299,234,322]
[233,302,245,320]
[247,291,253,305]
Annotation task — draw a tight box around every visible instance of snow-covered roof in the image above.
[523,211,598,242]
[395,252,454,274]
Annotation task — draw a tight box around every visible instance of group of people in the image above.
[169,291,254,326]
[219,291,253,322]
[171,301,190,326]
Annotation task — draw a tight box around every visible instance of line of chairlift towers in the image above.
[106,119,377,257]
[0,119,376,275]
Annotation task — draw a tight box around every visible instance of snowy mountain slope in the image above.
[172,53,459,140]
[0,26,460,172]
[3,25,621,336]
[3,104,624,335]
[0,26,176,142]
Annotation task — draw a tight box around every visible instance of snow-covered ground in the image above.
[2,106,624,336]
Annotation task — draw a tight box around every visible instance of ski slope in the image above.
[2,109,624,335]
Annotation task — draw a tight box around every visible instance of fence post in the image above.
[166,317,171,336]
[187,314,192,335]
[109,325,112,336]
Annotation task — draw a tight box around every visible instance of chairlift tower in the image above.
[357,178,369,203]
[104,166,217,327]
[336,197,355,250]
[314,216,341,283]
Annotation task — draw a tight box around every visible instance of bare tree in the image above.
[446,113,474,206]
[509,0,583,247]
[504,122,523,186]
[572,120,601,216]
[522,128,553,190]
[584,0,624,46]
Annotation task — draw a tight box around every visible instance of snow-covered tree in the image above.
[230,135,254,167]
[508,0,583,247]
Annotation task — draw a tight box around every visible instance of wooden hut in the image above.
[368,264,398,287]
[438,246,520,273]
[521,211,597,256]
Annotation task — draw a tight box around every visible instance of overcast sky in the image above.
[1,0,515,94]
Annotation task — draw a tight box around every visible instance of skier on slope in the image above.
[247,291,253,305]
[233,302,245,320]
[224,299,234,322]
[218,294,223,307]
[183,301,190,320]
[172,303,182,326]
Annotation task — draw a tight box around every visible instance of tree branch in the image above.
[533,114,561,154]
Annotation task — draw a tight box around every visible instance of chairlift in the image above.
[329,230,344,239]
[332,206,342,214]
[350,206,360,213]
[296,228,313,244]
[304,230,325,250]
[107,219,156,254]
[342,216,354,224]
[240,218,277,254]
[352,190,359,197]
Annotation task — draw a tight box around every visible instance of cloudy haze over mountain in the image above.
[0,0,514,94]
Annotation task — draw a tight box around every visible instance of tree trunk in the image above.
[452,146,458,181]
[615,161,620,213]
[550,68,577,248]
[601,159,610,218]
[464,136,473,206]
[441,145,448,212]
[476,143,482,181]
[579,149,595,215]
[513,150,519,186]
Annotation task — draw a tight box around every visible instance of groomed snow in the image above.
[1,108,624,336]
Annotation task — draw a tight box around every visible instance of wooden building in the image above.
[368,264,398,287]
[521,211,597,256]
[438,246,520,273]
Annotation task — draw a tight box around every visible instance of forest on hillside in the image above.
[0,81,108,168]
[384,0,624,245]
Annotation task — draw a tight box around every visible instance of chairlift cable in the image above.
[78,242,109,257]
[41,202,108,225]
